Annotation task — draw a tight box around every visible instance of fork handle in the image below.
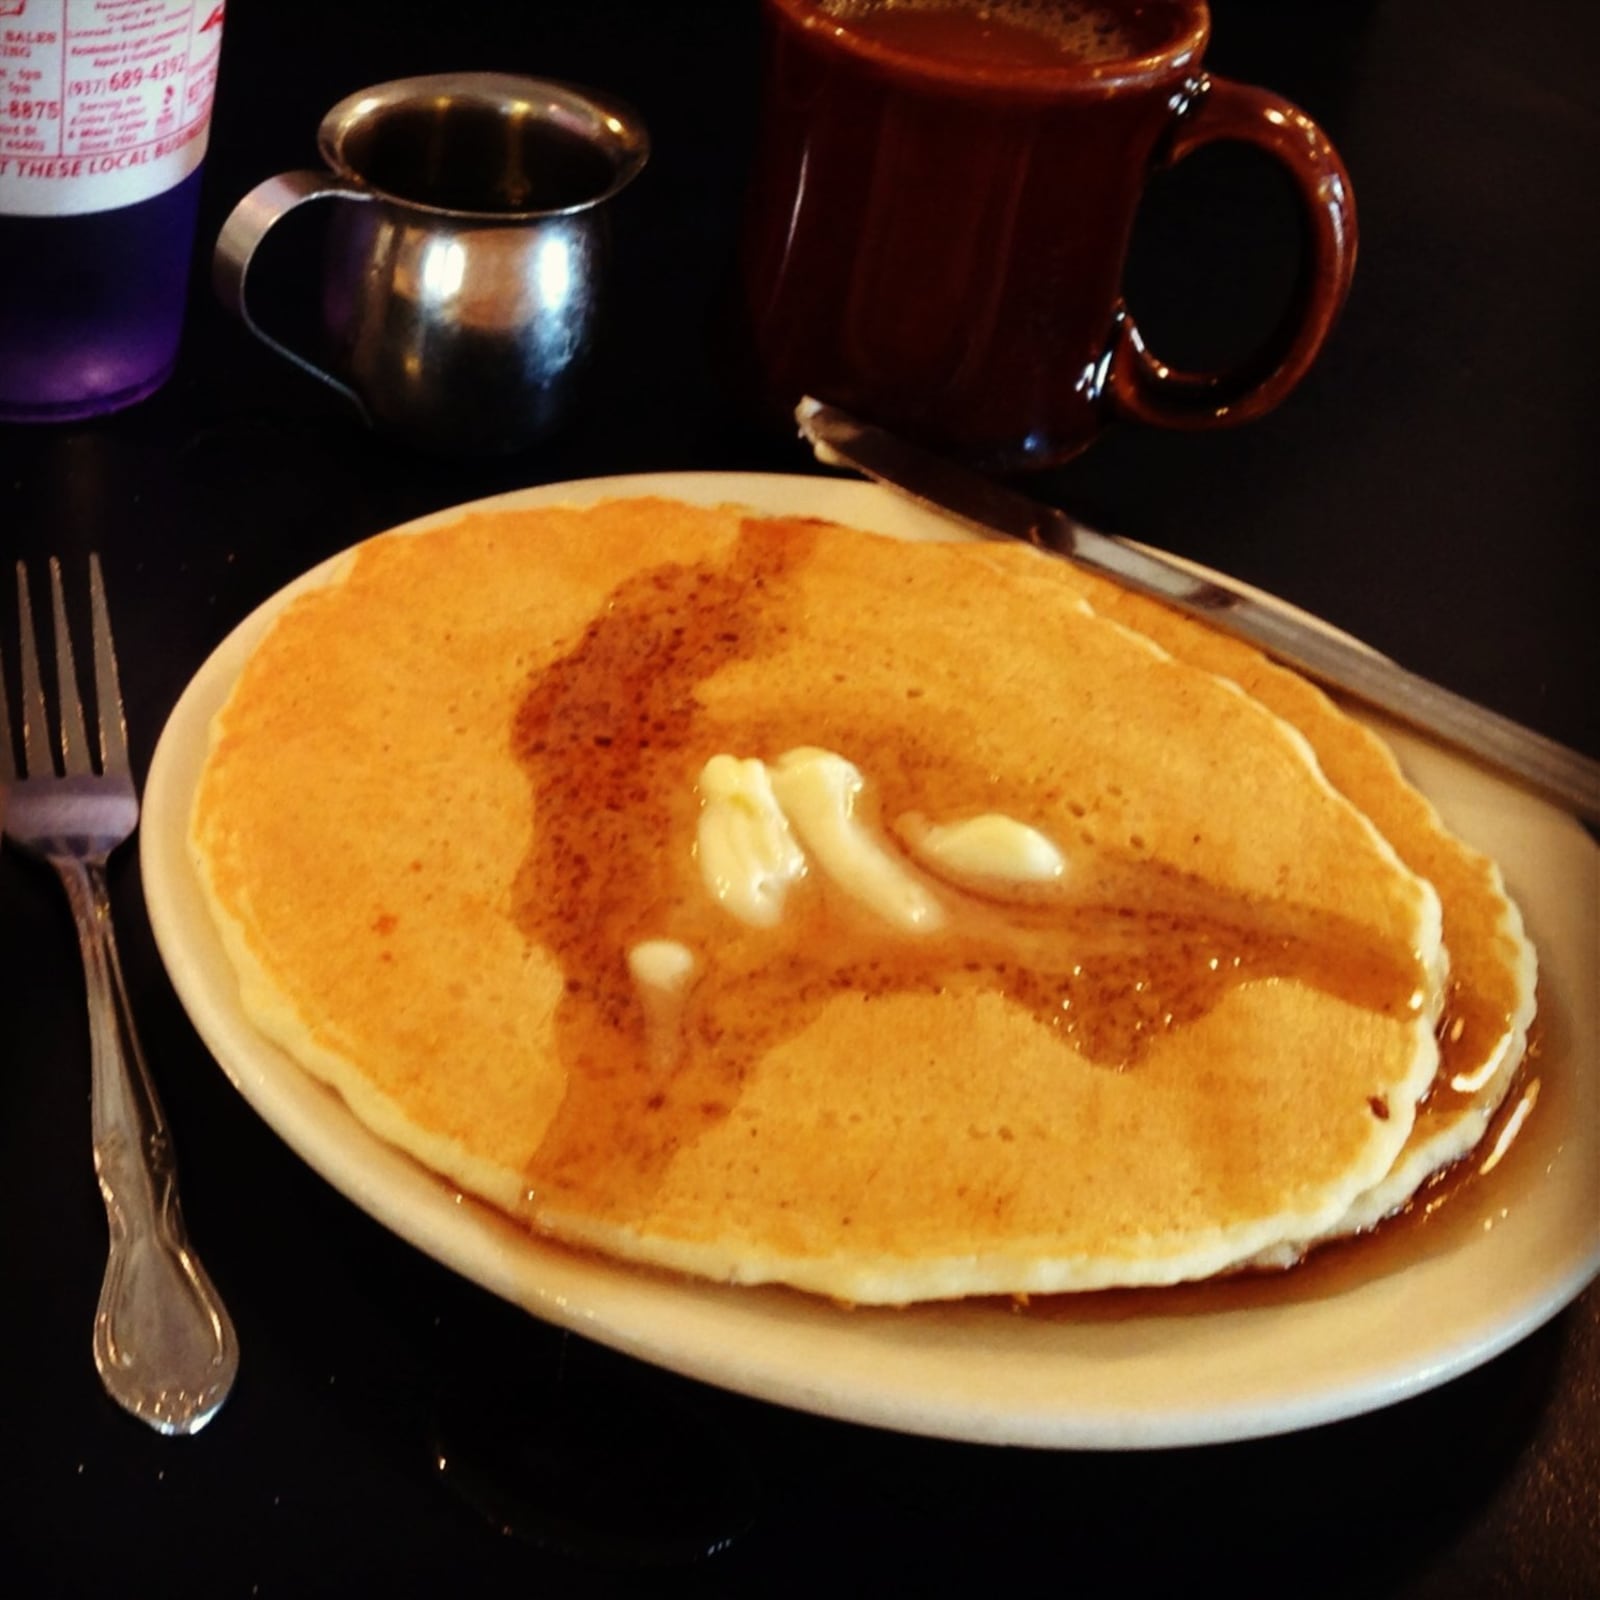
[58,860,240,1435]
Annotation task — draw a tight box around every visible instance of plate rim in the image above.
[140,469,1600,1449]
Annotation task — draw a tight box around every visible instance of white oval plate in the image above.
[141,472,1599,1449]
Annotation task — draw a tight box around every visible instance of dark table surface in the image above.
[3,2,1597,1595]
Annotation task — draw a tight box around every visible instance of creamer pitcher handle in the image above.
[1106,74,1358,429]
[212,170,375,421]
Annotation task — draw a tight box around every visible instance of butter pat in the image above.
[627,939,698,994]
[627,939,698,1067]
[770,748,945,933]
[695,755,807,927]
[904,813,1067,888]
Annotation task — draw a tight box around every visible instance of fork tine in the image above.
[89,554,130,777]
[50,557,93,777]
[15,561,55,780]
[0,627,13,780]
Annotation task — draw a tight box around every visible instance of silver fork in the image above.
[2,555,238,1435]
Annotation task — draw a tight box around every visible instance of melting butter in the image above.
[900,812,1066,891]
[693,747,1065,935]
[627,938,698,994]
[695,755,807,927]
[626,939,698,1068]
[769,748,945,933]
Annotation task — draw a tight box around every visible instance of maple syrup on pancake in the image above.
[510,521,1440,1232]
[1017,1009,1552,1322]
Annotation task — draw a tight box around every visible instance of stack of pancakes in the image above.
[190,498,1536,1304]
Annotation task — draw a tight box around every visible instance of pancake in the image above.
[1027,560,1537,1256]
[191,498,1454,1304]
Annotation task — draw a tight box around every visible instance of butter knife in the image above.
[795,399,1600,825]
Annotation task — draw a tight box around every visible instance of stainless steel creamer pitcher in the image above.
[213,73,649,453]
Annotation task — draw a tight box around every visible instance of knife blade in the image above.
[795,398,1600,824]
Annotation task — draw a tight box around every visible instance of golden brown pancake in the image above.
[1028,560,1536,1254]
[191,499,1453,1303]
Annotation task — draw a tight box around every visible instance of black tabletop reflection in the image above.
[2,2,1596,1595]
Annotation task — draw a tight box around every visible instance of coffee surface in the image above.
[813,0,1141,69]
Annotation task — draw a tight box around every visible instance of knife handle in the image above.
[1107,73,1357,430]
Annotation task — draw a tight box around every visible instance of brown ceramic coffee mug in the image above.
[734,0,1356,470]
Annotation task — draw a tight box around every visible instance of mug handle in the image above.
[212,170,376,422]
[1105,74,1357,428]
